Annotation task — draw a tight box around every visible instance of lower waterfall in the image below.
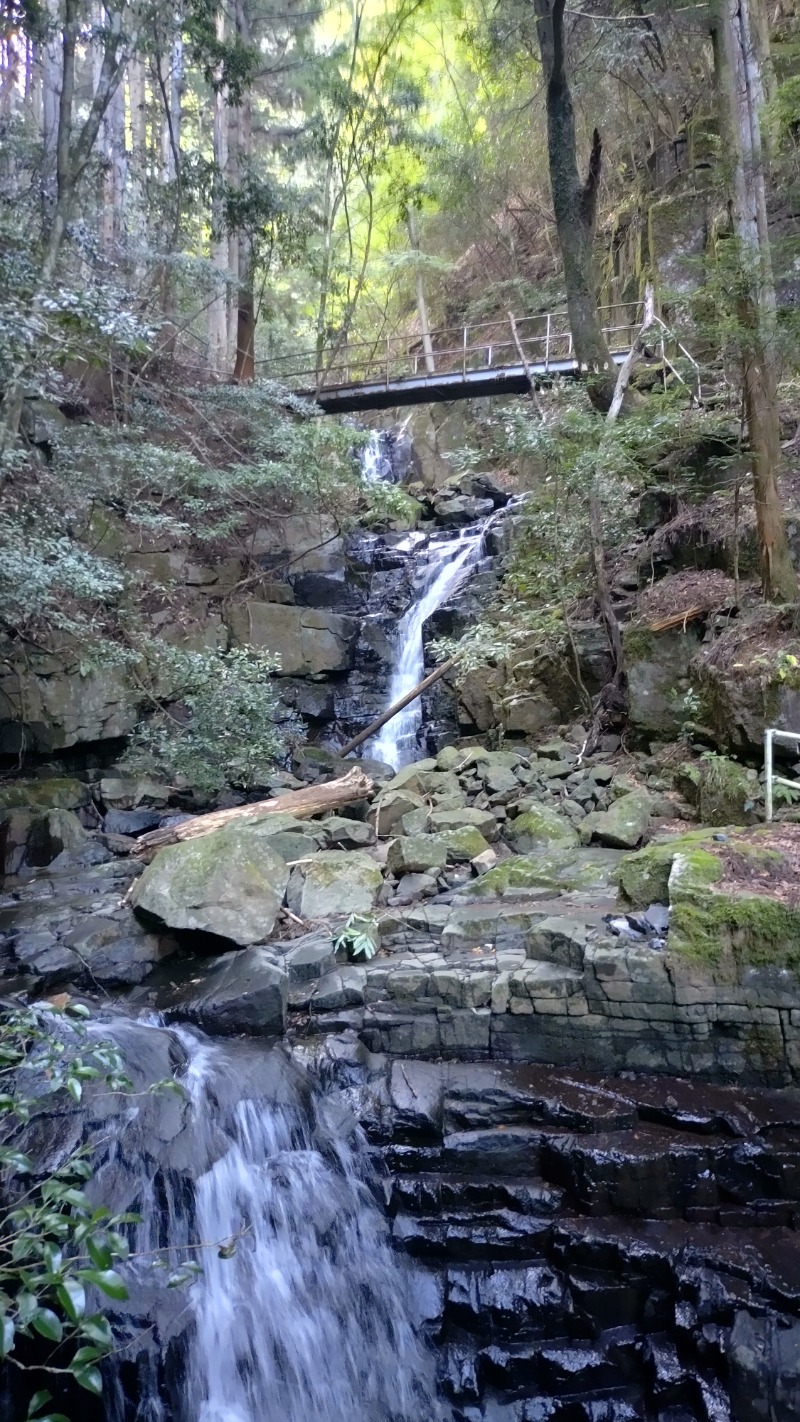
[55,1018,444,1422]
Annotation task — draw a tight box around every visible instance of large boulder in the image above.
[625,625,701,741]
[286,850,382,919]
[617,829,714,907]
[505,804,579,852]
[130,822,291,945]
[368,788,426,837]
[387,836,447,876]
[580,790,653,849]
[159,947,289,1036]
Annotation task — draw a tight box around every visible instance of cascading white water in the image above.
[86,1018,445,1422]
[361,430,394,483]
[170,1028,444,1422]
[371,530,484,769]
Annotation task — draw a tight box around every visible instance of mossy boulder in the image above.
[696,754,757,826]
[620,826,800,974]
[286,850,382,919]
[668,839,800,973]
[387,836,447,875]
[505,805,579,852]
[130,822,291,945]
[464,847,620,897]
[617,829,717,908]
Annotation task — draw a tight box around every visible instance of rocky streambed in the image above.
[2,730,800,1418]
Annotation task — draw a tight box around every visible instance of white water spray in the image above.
[372,530,483,768]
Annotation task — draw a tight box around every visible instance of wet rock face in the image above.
[315,1043,800,1422]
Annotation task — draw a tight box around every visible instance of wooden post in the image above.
[339,657,456,758]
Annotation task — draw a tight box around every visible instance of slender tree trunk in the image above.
[231,0,256,381]
[407,206,435,373]
[711,0,796,602]
[532,0,619,412]
[208,10,229,376]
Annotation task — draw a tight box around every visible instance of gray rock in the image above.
[526,917,588,970]
[429,807,500,843]
[130,822,290,945]
[580,790,653,850]
[162,947,288,1036]
[319,816,376,848]
[103,809,162,836]
[286,850,383,919]
[387,836,448,875]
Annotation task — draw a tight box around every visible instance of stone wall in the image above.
[298,907,800,1084]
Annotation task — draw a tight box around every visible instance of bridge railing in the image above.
[256,300,700,398]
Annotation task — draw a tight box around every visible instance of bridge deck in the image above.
[257,304,699,413]
[304,353,627,413]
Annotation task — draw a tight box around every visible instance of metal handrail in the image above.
[255,299,700,400]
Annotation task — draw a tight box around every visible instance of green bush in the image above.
[123,645,298,796]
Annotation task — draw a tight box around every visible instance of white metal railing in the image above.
[764,727,800,820]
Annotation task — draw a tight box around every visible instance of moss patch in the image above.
[668,841,800,973]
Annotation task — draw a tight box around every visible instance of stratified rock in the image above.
[160,947,288,1035]
[580,790,653,849]
[526,917,588,970]
[464,848,620,896]
[728,1310,800,1422]
[130,822,290,945]
[228,602,359,676]
[505,805,579,852]
[286,850,383,919]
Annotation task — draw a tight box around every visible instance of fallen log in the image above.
[131,768,375,859]
[339,657,456,758]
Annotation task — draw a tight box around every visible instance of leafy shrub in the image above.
[0,1003,143,1408]
[123,645,298,796]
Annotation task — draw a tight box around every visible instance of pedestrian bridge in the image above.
[258,304,699,413]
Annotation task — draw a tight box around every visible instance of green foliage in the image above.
[0,1003,138,1405]
[123,645,298,796]
[333,913,380,961]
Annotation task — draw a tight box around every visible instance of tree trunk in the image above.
[132,770,375,859]
[711,0,796,602]
[233,235,257,381]
[407,207,435,373]
[532,0,618,412]
[208,10,229,377]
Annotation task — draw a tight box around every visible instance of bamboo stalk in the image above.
[339,658,456,758]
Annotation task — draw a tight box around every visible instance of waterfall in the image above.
[371,529,484,769]
[361,431,396,483]
[82,1020,444,1422]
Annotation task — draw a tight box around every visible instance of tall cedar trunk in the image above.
[532,0,617,412]
[208,10,229,376]
[40,0,61,225]
[711,0,796,602]
[232,0,256,382]
[407,207,435,374]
